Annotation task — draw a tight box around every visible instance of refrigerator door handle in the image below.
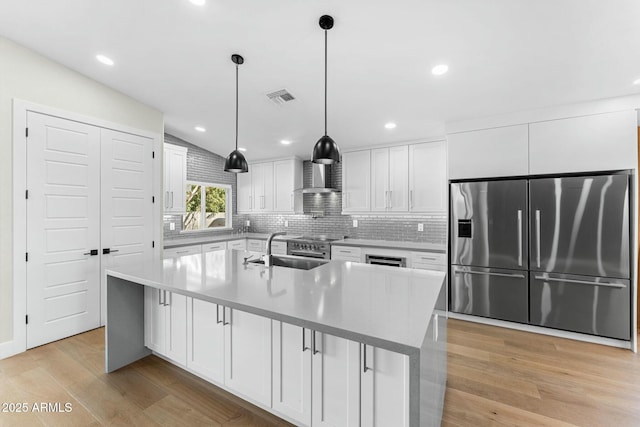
[535,209,541,268]
[455,270,526,279]
[533,275,626,289]
[517,210,523,267]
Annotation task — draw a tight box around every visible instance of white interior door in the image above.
[100,128,154,324]
[26,112,101,348]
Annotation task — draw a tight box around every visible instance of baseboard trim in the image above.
[0,339,21,360]
[448,312,632,350]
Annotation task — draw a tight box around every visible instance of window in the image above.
[183,182,232,232]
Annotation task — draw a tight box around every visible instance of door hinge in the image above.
[152,241,155,248]
[26,315,28,325]
[152,151,155,159]
[152,196,155,203]
[25,252,28,262]
[25,189,28,199]
[25,128,29,138]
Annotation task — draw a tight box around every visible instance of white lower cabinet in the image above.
[224,308,273,407]
[247,239,266,253]
[361,344,410,427]
[186,298,224,383]
[144,287,187,366]
[272,322,312,426]
[312,332,361,427]
[227,239,247,250]
[147,294,410,426]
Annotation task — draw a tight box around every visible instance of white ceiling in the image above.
[2,0,640,161]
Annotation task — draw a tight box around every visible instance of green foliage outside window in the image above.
[183,184,228,231]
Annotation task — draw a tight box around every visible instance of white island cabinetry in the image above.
[107,251,447,426]
[144,287,187,366]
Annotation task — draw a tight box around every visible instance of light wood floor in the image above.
[1,319,639,426]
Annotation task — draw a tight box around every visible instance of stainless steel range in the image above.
[287,235,340,259]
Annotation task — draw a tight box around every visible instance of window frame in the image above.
[181,180,233,233]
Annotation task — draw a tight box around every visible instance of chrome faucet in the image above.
[265,231,287,267]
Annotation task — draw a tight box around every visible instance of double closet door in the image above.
[26,112,154,348]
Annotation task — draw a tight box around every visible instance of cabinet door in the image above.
[529,110,637,175]
[272,322,312,426]
[311,332,360,427]
[164,145,187,213]
[251,162,274,211]
[262,162,274,211]
[273,159,302,212]
[361,344,410,427]
[187,298,225,383]
[165,292,188,366]
[388,145,408,212]
[342,151,371,212]
[224,308,272,407]
[409,141,446,212]
[144,287,166,354]
[447,125,528,179]
[370,148,390,212]
[237,170,252,212]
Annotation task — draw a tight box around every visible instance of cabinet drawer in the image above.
[203,242,227,253]
[228,239,247,250]
[411,252,445,265]
[247,239,266,252]
[270,241,287,255]
[412,262,446,272]
[164,244,202,258]
[331,246,362,262]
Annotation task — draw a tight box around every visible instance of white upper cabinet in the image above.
[409,141,446,212]
[371,146,409,212]
[238,159,301,213]
[529,110,637,175]
[342,150,371,212]
[447,125,529,180]
[164,143,187,213]
[273,159,303,212]
[237,170,252,213]
[251,162,274,212]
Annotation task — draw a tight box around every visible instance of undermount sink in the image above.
[248,255,328,271]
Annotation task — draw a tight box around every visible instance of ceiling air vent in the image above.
[267,89,296,105]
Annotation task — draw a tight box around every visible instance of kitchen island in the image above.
[105,249,446,427]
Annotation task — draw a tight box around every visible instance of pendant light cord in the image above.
[235,63,239,150]
[324,29,328,136]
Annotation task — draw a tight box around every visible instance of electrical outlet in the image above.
[284,220,289,227]
[169,222,175,231]
[353,219,358,228]
[418,223,424,232]
[246,220,250,227]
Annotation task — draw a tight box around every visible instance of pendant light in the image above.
[224,54,249,173]
[312,15,340,164]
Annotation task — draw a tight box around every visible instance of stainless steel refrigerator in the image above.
[450,173,631,340]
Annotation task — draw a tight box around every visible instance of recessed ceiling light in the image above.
[96,54,114,66]
[238,147,247,152]
[190,0,206,5]
[195,126,206,132]
[633,78,640,85]
[280,140,292,145]
[431,64,448,76]
[384,122,397,129]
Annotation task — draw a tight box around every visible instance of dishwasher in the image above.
[365,254,407,268]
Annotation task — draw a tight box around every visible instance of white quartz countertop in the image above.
[332,238,446,253]
[164,233,301,249]
[106,250,445,355]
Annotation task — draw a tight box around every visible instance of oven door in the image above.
[287,248,328,259]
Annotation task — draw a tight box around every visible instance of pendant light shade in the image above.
[224,54,248,173]
[312,15,340,164]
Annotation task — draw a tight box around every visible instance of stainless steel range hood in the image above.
[296,163,340,194]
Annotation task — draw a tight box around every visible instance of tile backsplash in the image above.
[163,133,447,244]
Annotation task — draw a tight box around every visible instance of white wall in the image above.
[0,36,164,346]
